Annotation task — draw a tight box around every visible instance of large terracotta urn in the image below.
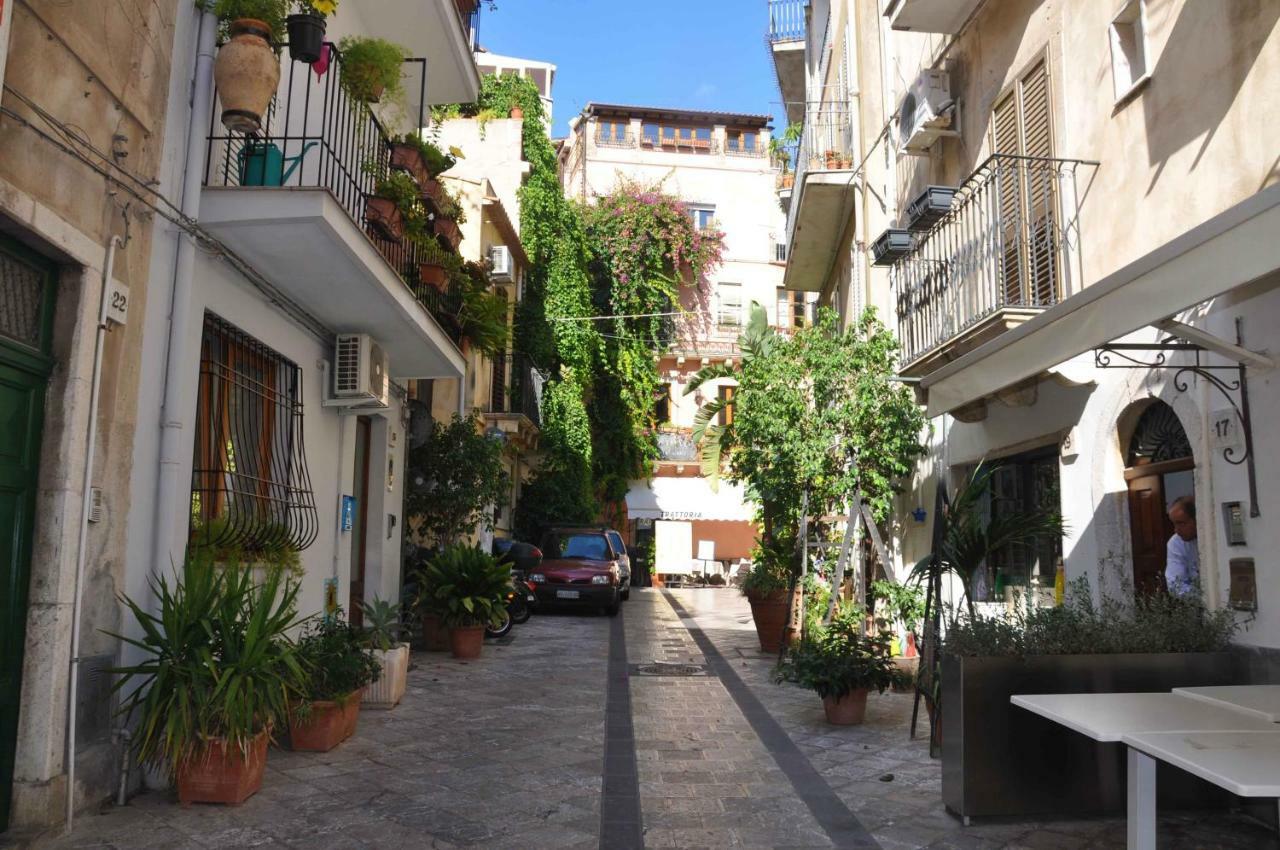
[214,19,281,134]
[746,587,801,654]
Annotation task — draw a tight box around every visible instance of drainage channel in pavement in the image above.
[600,609,644,850]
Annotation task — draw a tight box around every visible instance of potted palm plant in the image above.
[775,611,895,725]
[288,613,380,751]
[109,553,305,805]
[423,543,510,659]
[285,0,336,64]
[337,36,408,104]
[209,0,289,133]
[359,598,410,709]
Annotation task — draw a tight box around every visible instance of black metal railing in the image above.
[768,0,807,42]
[203,43,453,322]
[486,351,542,426]
[890,154,1097,366]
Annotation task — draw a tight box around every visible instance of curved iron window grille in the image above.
[190,313,319,552]
[1127,401,1192,466]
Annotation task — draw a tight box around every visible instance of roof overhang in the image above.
[782,170,858,292]
[200,187,465,380]
[921,184,1280,417]
[624,477,755,522]
[366,0,480,108]
[583,102,772,129]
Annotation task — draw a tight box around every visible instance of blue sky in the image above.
[476,0,785,139]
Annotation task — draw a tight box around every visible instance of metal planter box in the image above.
[906,185,957,231]
[941,652,1238,821]
[871,228,913,265]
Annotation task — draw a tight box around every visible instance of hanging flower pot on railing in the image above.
[388,143,429,186]
[213,19,281,134]
[418,262,448,291]
[434,216,461,251]
[364,197,404,242]
[286,13,326,64]
[420,178,445,211]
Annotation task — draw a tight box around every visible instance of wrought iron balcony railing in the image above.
[890,154,1097,369]
[768,0,807,42]
[489,351,542,426]
[202,44,461,340]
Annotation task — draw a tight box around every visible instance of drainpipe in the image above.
[151,10,217,581]
[64,234,123,832]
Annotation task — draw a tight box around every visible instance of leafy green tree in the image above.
[405,414,509,547]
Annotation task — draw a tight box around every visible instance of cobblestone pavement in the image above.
[30,588,1280,849]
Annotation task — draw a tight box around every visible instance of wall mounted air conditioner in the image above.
[897,69,956,154]
[488,245,513,279]
[333,333,389,408]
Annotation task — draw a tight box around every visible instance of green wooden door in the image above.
[0,235,56,832]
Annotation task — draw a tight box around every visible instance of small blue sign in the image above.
[341,495,356,532]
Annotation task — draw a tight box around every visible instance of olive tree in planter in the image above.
[108,554,306,805]
[423,544,510,659]
[775,608,895,725]
[288,613,380,751]
[940,577,1245,820]
[359,598,409,709]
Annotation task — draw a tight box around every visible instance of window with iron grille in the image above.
[189,313,318,552]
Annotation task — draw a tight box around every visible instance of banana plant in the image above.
[685,300,776,487]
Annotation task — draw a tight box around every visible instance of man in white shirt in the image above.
[1165,496,1199,595]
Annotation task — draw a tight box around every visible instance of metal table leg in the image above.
[1127,748,1157,850]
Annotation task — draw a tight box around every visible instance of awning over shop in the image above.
[624,477,755,522]
[921,185,1280,417]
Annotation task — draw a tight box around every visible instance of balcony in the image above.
[885,0,985,33]
[890,154,1095,378]
[767,0,807,125]
[782,105,857,292]
[201,44,464,380]
[656,429,699,463]
[484,351,542,448]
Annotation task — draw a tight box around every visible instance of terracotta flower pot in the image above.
[362,644,410,709]
[421,178,445,209]
[433,217,461,250]
[364,197,404,242]
[288,694,362,751]
[213,19,281,134]
[822,690,869,725]
[746,588,800,654]
[421,613,450,651]
[176,728,269,805]
[389,143,429,185]
[449,624,485,659]
[418,262,448,290]
[778,174,795,189]
[509,106,524,119]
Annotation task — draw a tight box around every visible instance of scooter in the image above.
[485,577,537,638]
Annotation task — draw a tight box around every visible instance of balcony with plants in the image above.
[767,0,807,124]
[198,4,473,377]
[882,154,1095,378]
[782,103,858,292]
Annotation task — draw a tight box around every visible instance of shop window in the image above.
[189,312,318,552]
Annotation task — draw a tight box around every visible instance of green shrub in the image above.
[294,613,380,702]
[423,543,511,628]
[775,610,895,700]
[396,134,460,177]
[359,598,403,651]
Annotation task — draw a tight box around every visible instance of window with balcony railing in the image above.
[596,119,633,148]
[767,0,807,42]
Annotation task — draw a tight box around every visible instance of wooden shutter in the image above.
[992,91,1023,305]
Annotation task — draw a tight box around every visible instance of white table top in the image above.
[1010,692,1278,741]
[1173,685,1280,722]
[1122,730,1280,797]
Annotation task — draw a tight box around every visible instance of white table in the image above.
[1012,692,1280,850]
[1173,684,1280,722]
[1122,731,1280,850]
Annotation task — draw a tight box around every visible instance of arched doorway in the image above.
[1124,402,1194,594]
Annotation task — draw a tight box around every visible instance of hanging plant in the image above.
[285,0,337,64]
[338,36,408,104]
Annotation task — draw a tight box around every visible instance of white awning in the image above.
[624,477,755,522]
[921,185,1280,417]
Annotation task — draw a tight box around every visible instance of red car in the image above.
[528,527,628,616]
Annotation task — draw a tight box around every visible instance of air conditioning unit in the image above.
[488,245,513,279]
[333,333,389,408]
[897,69,955,154]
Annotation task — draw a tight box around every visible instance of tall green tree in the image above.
[405,414,510,547]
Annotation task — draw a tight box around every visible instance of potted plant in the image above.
[824,149,840,169]
[209,0,289,133]
[108,553,305,805]
[364,170,418,242]
[288,613,380,751]
[433,188,466,250]
[423,543,510,659]
[454,262,510,357]
[416,237,455,291]
[871,578,925,678]
[359,598,410,709]
[775,611,894,725]
[337,36,408,104]
[741,542,800,653]
[285,0,335,64]
[509,105,524,119]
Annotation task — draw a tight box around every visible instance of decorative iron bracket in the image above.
[1094,318,1260,516]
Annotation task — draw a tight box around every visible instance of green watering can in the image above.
[238,140,318,186]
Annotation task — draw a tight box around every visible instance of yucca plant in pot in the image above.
[108,552,306,805]
[359,598,410,709]
[288,612,380,751]
[207,0,289,133]
[423,543,510,659]
[775,608,895,725]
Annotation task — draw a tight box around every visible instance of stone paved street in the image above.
[31,589,1280,850]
